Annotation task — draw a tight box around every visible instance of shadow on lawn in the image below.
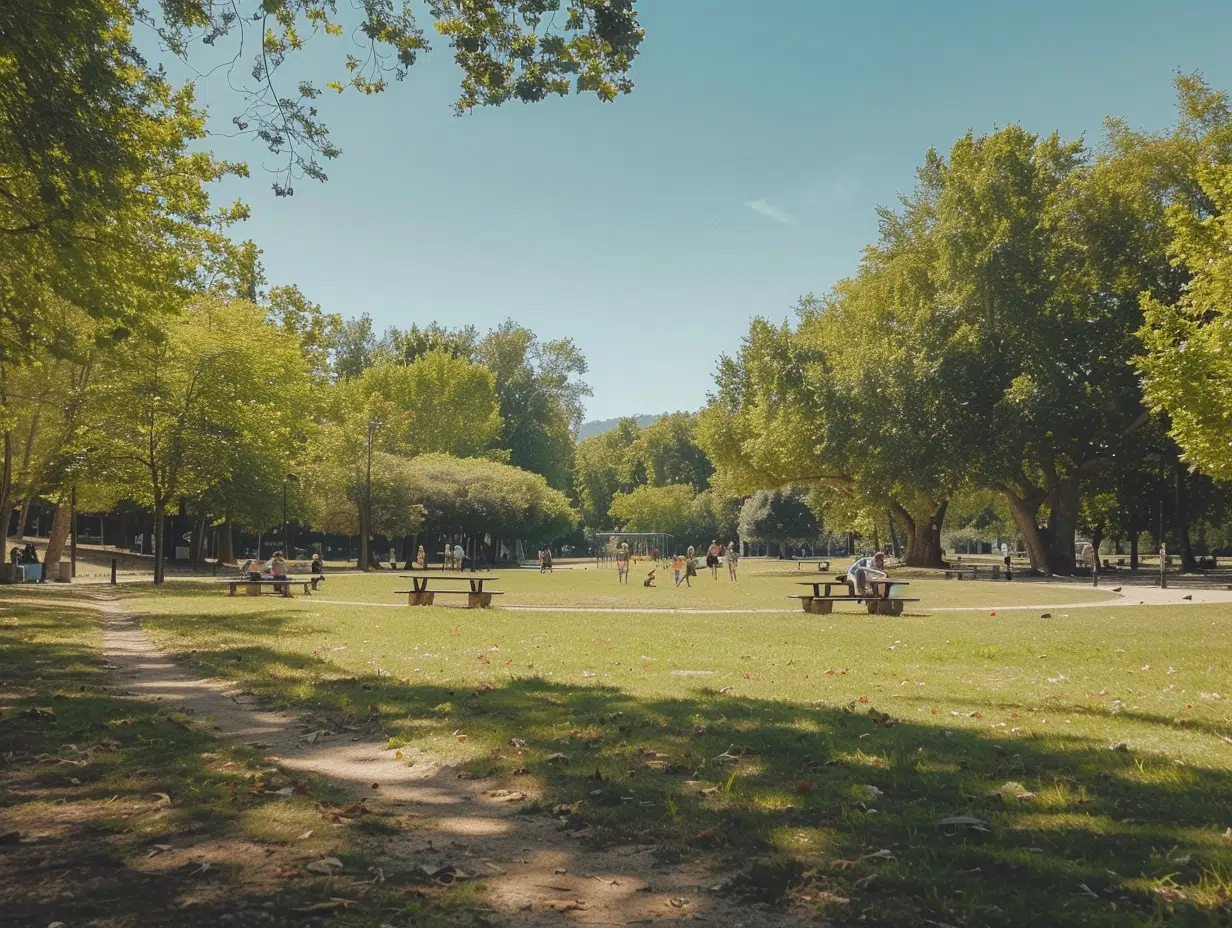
[136,605,1232,928]
[0,596,486,928]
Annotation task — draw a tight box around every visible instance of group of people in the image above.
[616,539,739,587]
[8,543,43,581]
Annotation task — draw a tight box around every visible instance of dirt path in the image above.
[97,595,803,926]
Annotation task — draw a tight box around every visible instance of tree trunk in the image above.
[1004,490,1049,573]
[1090,521,1105,569]
[43,499,71,568]
[886,509,900,559]
[1174,464,1198,572]
[892,500,948,568]
[0,430,11,542]
[189,510,208,563]
[1130,534,1139,570]
[358,502,371,571]
[218,519,234,564]
[16,494,35,540]
[153,501,166,584]
[1041,477,1080,574]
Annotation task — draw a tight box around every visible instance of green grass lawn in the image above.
[124,575,1232,927]
[0,591,497,927]
[305,560,1119,611]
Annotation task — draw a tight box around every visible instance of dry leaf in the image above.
[145,843,173,858]
[296,830,313,840]
[151,792,172,808]
[305,856,345,875]
[291,898,356,913]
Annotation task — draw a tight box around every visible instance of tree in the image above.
[477,321,591,490]
[738,489,820,558]
[0,3,244,367]
[357,353,503,459]
[85,297,312,582]
[137,0,644,194]
[573,417,645,532]
[608,484,696,541]
[634,412,713,490]
[1137,142,1232,481]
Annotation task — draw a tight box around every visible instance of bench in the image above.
[797,560,832,572]
[394,589,505,608]
[943,565,1001,580]
[226,576,321,598]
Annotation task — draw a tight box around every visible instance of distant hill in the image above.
[577,413,663,441]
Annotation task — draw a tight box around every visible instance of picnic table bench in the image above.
[225,576,322,598]
[796,559,832,572]
[943,565,1001,580]
[396,574,503,608]
[788,577,917,616]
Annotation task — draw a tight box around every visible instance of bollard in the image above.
[111,558,117,585]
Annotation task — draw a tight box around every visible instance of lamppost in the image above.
[364,419,383,571]
[283,473,298,558]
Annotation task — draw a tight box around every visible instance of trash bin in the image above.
[21,563,43,583]
[57,560,72,583]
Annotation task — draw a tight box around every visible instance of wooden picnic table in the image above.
[789,578,916,616]
[396,574,503,608]
[224,576,322,598]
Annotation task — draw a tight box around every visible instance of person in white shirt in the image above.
[453,543,466,572]
[847,551,887,595]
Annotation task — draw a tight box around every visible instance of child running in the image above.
[672,553,685,587]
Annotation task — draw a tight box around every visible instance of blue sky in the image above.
[151,1,1232,421]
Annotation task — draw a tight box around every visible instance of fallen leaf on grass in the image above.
[151,792,172,808]
[487,789,526,802]
[305,857,345,875]
[543,899,587,912]
[291,898,356,913]
[145,844,173,858]
[546,752,569,764]
[937,815,990,832]
[296,830,314,840]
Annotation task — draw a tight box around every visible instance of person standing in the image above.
[725,541,739,581]
[416,545,426,570]
[616,543,630,584]
[453,542,466,572]
[683,546,698,588]
[706,540,722,579]
[672,553,685,587]
[389,546,398,570]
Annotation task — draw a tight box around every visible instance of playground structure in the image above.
[593,532,674,567]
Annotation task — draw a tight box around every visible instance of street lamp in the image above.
[364,420,384,571]
[283,473,298,558]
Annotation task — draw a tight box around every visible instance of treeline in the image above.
[696,76,1232,574]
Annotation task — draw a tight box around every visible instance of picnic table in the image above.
[788,577,917,616]
[224,576,322,598]
[396,574,503,608]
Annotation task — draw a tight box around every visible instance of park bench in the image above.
[796,559,832,572]
[396,574,503,608]
[225,576,321,598]
[943,565,1001,580]
[788,578,917,616]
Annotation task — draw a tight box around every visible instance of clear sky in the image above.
[154,0,1232,422]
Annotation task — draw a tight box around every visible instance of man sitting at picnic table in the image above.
[847,551,887,596]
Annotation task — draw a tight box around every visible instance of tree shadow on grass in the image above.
[0,597,492,928]
[127,604,1232,927]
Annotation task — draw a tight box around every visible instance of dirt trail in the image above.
[97,595,800,926]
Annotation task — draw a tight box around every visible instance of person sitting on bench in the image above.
[847,551,887,596]
[268,551,289,593]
